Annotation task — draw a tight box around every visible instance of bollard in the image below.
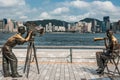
[70,48,72,63]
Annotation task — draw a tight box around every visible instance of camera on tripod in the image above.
[23,21,43,77]
[24,21,44,41]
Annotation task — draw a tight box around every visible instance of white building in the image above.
[58,26,65,32]
[53,26,59,32]
[45,23,53,32]
[4,19,14,32]
[87,22,92,32]
[75,21,92,33]
[3,18,19,32]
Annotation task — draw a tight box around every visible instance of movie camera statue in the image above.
[24,22,44,40]
[23,21,44,78]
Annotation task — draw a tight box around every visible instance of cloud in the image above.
[69,0,119,13]
[91,1,120,21]
[0,0,25,7]
[51,7,69,15]
[0,0,27,20]
[39,12,51,19]
[64,15,78,22]
[37,0,120,22]
[92,1,118,13]
[67,0,120,22]
[0,0,120,22]
[70,0,89,9]
[70,0,118,12]
[0,0,39,21]
[19,15,28,19]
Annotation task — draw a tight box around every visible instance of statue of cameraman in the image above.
[2,26,33,78]
[96,29,119,74]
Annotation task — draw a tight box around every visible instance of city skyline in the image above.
[0,0,120,22]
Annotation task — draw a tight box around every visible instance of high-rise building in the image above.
[0,20,3,32]
[87,22,92,32]
[91,19,97,33]
[117,20,120,31]
[102,16,110,32]
[114,20,120,33]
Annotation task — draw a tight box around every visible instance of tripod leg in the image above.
[23,45,30,73]
[113,58,120,75]
[26,45,32,78]
[33,44,40,74]
[32,55,34,62]
[116,56,120,75]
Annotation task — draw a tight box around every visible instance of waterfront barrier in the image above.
[0,46,105,63]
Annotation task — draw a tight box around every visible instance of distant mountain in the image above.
[27,19,70,28]
[80,18,102,26]
[26,18,103,28]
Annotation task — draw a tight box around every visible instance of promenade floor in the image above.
[0,61,120,80]
[0,48,120,80]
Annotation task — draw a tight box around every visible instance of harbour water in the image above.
[0,32,120,46]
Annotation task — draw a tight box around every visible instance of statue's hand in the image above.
[104,37,108,40]
[29,30,33,34]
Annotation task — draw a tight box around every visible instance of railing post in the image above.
[70,48,72,63]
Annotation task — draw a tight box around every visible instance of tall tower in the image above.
[102,16,110,32]
[91,19,97,33]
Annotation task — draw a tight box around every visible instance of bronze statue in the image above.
[95,29,119,74]
[2,26,33,77]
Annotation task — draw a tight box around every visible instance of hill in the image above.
[27,19,70,28]
[80,18,102,26]
[26,18,103,28]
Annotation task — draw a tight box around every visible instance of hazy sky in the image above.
[0,0,120,22]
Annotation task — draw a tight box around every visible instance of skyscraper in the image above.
[102,16,110,32]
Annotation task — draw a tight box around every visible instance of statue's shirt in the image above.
[4,33,26,48]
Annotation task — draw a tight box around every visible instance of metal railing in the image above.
[0,46,104,63]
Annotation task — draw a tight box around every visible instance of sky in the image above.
[0,0,120,22]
